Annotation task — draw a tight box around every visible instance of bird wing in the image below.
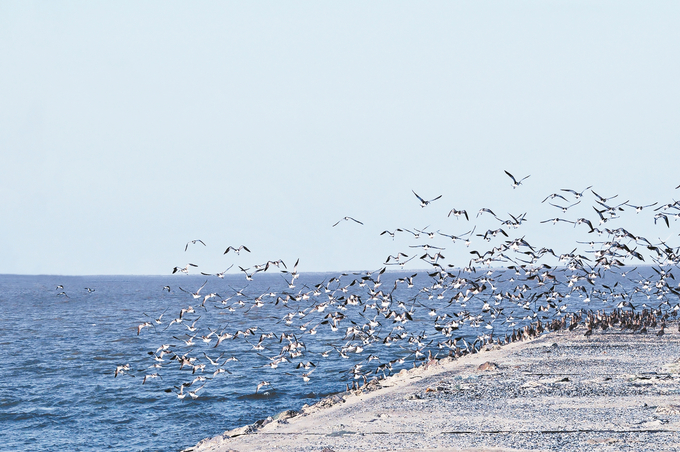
[504,170,517,183]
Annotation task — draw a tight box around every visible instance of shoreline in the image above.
[187,322,680,452]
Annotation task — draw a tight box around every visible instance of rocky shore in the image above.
[188,325,680,452]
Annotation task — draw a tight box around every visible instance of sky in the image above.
[1,1,679,275]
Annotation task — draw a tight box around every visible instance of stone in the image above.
[477,361,499,371]
[273,410,298,421]
[224,425,255,438]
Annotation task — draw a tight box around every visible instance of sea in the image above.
[0,267,672,451]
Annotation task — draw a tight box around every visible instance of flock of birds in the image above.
[115,171,680,400]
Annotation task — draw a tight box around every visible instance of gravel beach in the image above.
[189,325,680,452]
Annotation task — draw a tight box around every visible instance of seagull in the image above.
[224,246,250,255]
[540,218,575,225]
[137,321,153,335]
[654,212,670,227]
[184,239,206,252]
[172,263,198,274]
[549,200,581,213]
[239,266,259,281]
[561,186,592,199]
[477,208,497,218]
[188,384,206,399]
[448,209,469,220]
[85,287,95,293]
[412,190,442,207]
[333,217,364,227]
[142,373,162,384]
[114,364,131,378]
[179,280,208,299]
[201,265,234,278]
[541,193,568,203]
[624,202,658,213]
[591,189,618,203]
[504,170,530,189]
[255,381,272,393]
[573,218,595,232]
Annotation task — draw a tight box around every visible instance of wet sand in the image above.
[189,325,680,452]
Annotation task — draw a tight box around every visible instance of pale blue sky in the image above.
[1,1,679,275]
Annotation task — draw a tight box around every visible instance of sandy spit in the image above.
[186,325,680,452]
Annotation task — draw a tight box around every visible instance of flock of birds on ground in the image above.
[112,171,680,400]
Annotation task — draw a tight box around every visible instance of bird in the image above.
[541,193,569,203]
[179,280,208,299]
[549,201,581,213]
[448,209,469,220]
[142,373,162,384]
[255,381,272,393]
[188,384,206,399]
[114,364,131,378]
[85,287,95,293]
[137,322,153,335]
[477,208,497,218]
[624,202,658,213]
[591,189,618,203]
[333,217,364,227]
[201,265,234,278]
[560,186,592,199]
[224,246,250,255]
[185,239,206,251]
[172,263,198,274]
[504,170,530,188]
[412,190,442,207]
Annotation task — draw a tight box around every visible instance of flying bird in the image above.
[541,193,568,203]
[412,190,442,207]
[224,246,250,255]
[172,263,198,274]
[504,170,530,189]
[185,240,206,251]
[333,217,364,227]
[448,209,469,220]
[561,186,592,199]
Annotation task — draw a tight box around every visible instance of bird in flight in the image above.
[448,209,469,221]
[561,186,592,199]
[185,240,206,252]
[333,217,364,227]
[224,246,250,255]
[412,190,442,207]
[504,170,530,189]
[172,263,198,274]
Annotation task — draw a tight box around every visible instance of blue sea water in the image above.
[0,268,669,451]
